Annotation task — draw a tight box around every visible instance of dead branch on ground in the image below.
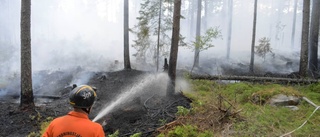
[190,74,318,84]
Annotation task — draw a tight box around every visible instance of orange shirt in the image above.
[42,111,105,137]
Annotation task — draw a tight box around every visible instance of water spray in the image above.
[92,73,168,122]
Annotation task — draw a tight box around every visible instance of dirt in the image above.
[0,69,191,137]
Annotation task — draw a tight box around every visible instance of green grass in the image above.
[27,117,53,137]
[31,79,320,137]
[162,80,320,137]
[157,125,214,137]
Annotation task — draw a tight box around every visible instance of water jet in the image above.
[92,73,169,122]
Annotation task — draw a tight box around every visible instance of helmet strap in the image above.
[81,107,91,114]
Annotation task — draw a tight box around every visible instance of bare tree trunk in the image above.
[250,0,258,74]
[189,0,196,39]
[226,0,233,59]
[187,0,192,39]
[291,0,298,48]
[190,74,320,84]
[167,0,181,96]
[20,0,34,109]
[124,0,131,70]
[193,0,201,68]
[203,0,207,31]
[299,0,310,78]
[156,0,162,72]
[308,0,320,78]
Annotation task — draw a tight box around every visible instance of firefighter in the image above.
[42,85,105,137]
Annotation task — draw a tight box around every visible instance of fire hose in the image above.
[280,97,320,137]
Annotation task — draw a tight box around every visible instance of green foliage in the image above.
[252,86,302,103]
[221,82,259,103]
[255,37,275,60]
[304,83,320,93]
[187,80,320,136]
[29,111,43,121]
[220,83,303,105]
[191,80,216,92]
[158,125,213,137]
[40,117,53,135]
[131,0,179,63]
[190,27,222,52]
[159,119,167,126]
[234,102,320,136]
[298,83,320,105]
[109,130,119,137]
[27,132,39,137]
[27,116,53,137]
[176,106,190,116]
[130,132,142,137]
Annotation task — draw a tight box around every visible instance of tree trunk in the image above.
[190,74,319,84]
[291,0,298,48]
[308,0,320,78]
[20,0,34,109]
[189,0,196,38]
[124,0,131,70]
[250,0,258,74]
[156,0,162,72]
[167,0,181,96]
[193,0,201,68]
[203,0,207,31]
[299,0,310,78]
[226,0,233,59]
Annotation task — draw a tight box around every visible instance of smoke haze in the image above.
[0,0,308,96]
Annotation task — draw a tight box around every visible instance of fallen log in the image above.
[0,94,61,99]
[190,74,319,84]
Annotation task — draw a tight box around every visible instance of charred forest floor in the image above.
[1,68,320,137]
[0,69,192,137]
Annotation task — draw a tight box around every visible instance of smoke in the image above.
[175,78,192,93]
[70,70,94,86]
[0,0,310,97]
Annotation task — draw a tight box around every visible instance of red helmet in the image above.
[69,85,97,108]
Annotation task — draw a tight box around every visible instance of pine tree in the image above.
[299,0,310,78]
[131,0,176,65]
[20,0,34,109]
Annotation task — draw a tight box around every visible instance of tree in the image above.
[291,0,298,48]
[20,0,34,108]
[249,0,258,74]
[124,0,131,70]
[193,0,201,68]
[255,37,274,61]
[167,0,181,96]
[189,0,196,38]
[190,27,221,71]
[203,0,208,31]
[132,0,175,65]
[226,0,233,59]
[299,0,310,78]
[308,0,320,78]
[156,0,163,71]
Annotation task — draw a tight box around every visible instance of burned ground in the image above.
[0,69,191,137]
[0,56,303,137]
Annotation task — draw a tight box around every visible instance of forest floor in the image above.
[0,59,311,137]
[0,69,192,137]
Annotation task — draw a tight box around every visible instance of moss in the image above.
[159,125,213,137]
[170,80,320,137]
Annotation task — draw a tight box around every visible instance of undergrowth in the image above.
[27,117,53,137]
[29,80,320,137]
[158,80,320,137]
